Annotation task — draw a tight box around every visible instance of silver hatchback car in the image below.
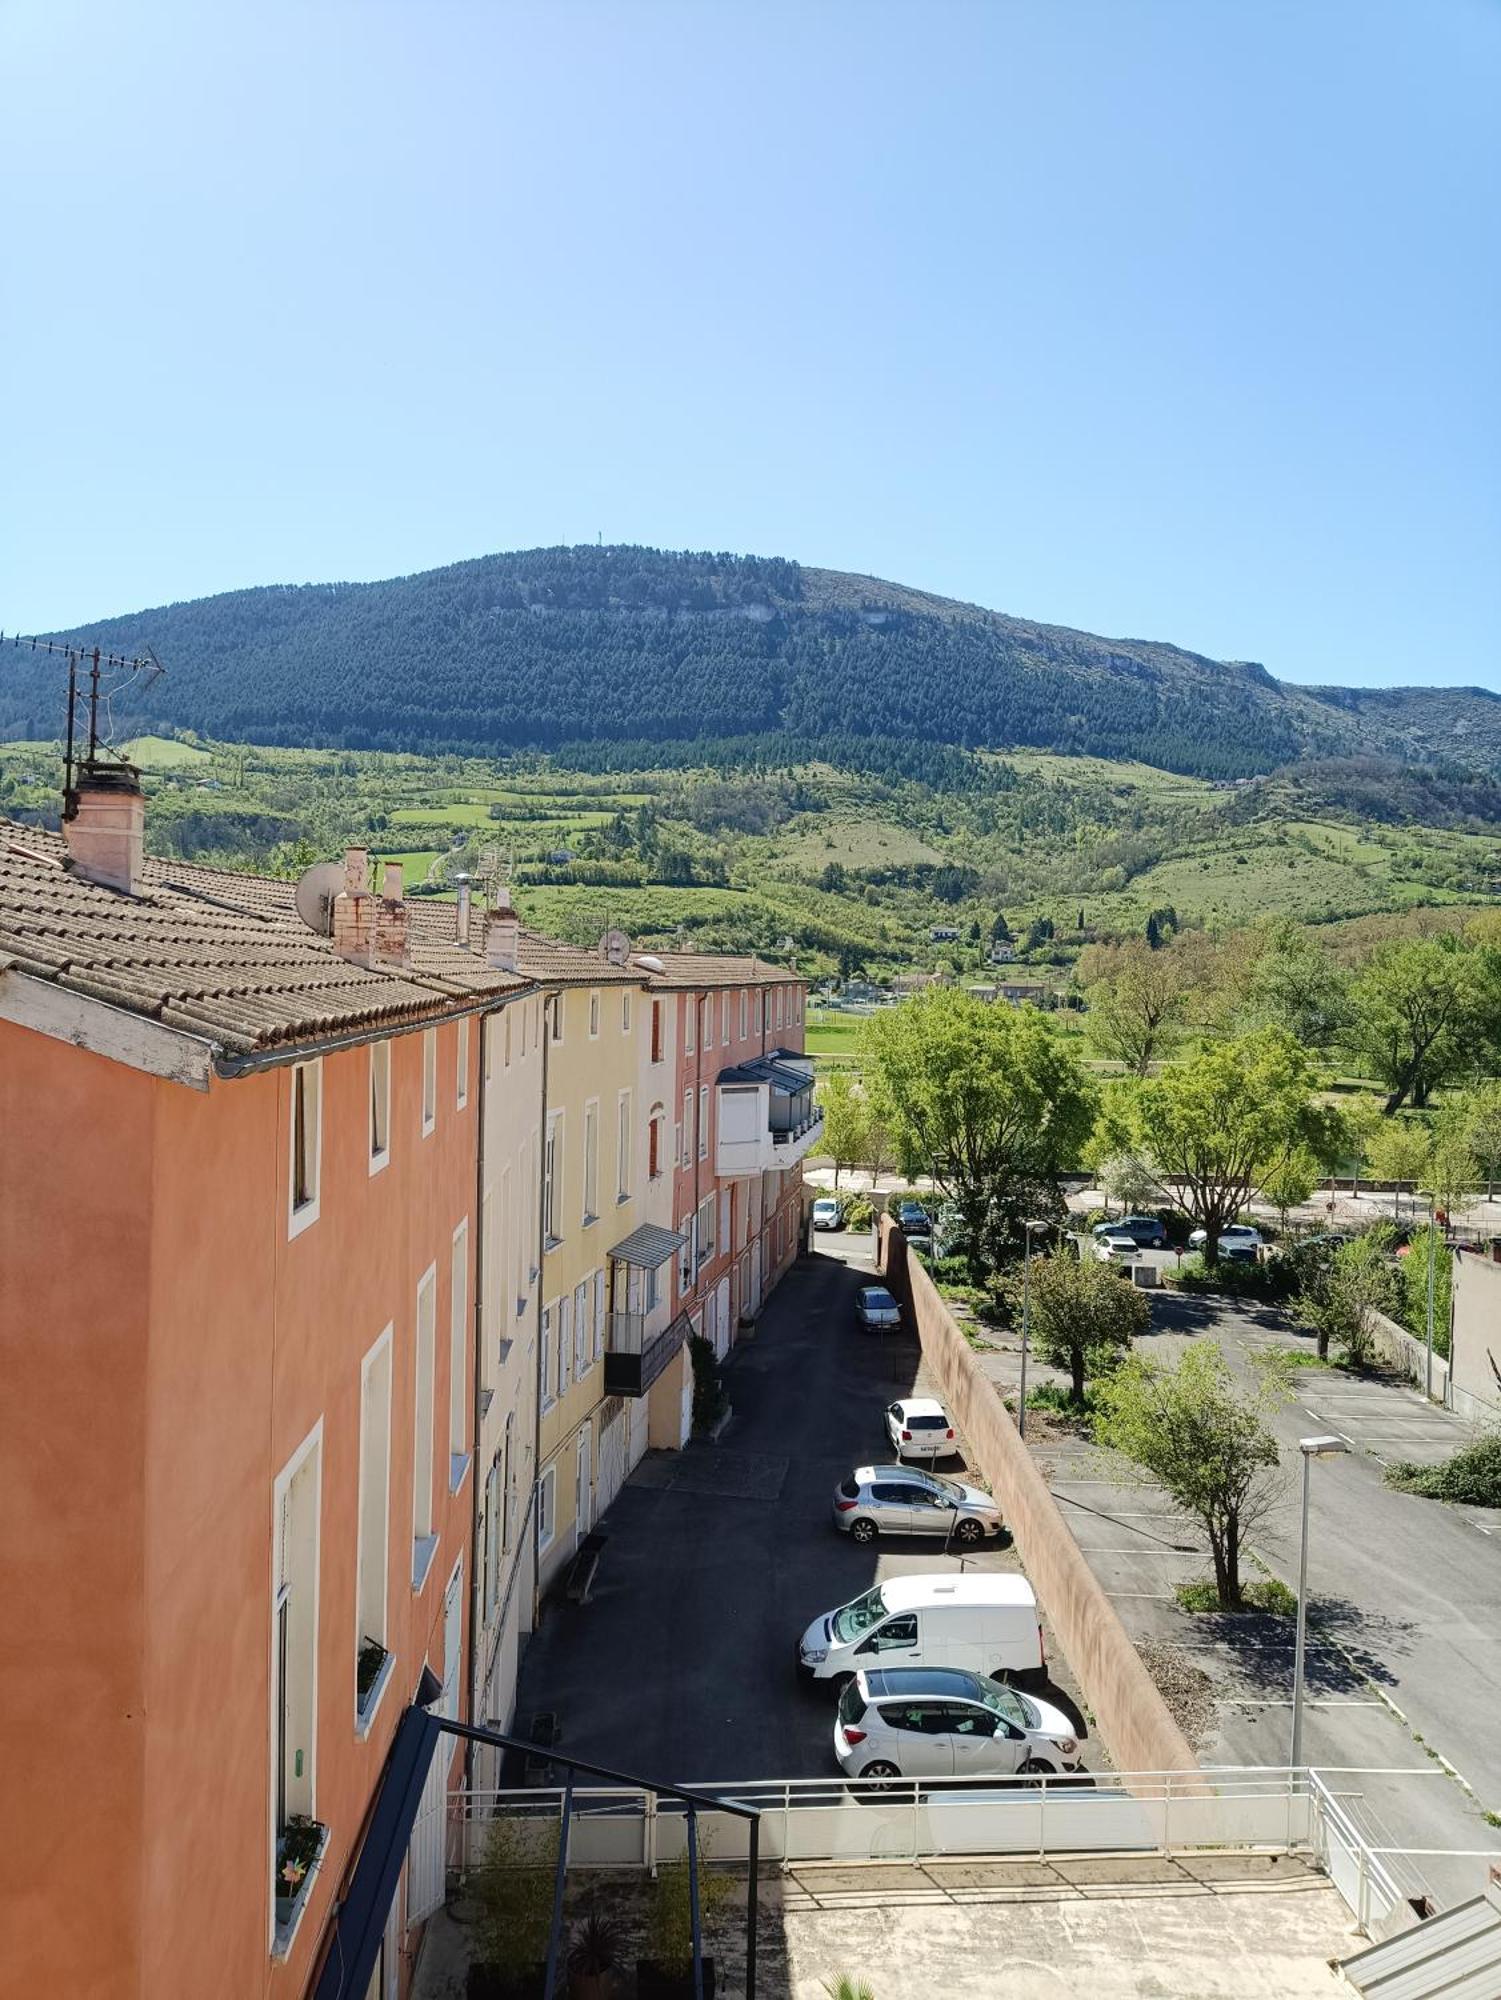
[832,1463,1004,1546]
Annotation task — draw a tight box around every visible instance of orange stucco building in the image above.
[0,786,531,2000]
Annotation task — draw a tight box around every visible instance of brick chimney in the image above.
[372,863,408,967]
[64,763,146,894]
[334,850,409,969]
[486,887,520,973]
[454,874,472,948]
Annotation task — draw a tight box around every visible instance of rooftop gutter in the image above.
[211,989,535,1080]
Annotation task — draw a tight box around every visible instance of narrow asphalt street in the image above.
[512,1230,1076,1788]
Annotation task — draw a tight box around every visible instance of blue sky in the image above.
[3,0,1497,687]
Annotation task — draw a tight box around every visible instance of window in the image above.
[679,1218,694,1292]
[699,997,711,1049]
[543,1114,563,1245]
[558,1292,572,1394]
[588,989,600,1039]
[356,1333,392,1721]
[549,994,563,1044]
[582,1101,599,1225]
[540,1303,555,1409]
[574,1279,590,1379]
[648,1106,664,1179]
[774,989,783,1030]
[617,1091,632,1200]
[683,1088,693,1165]
[739,990,747,1040]
[369,1042,390,1172]
[449,1222,469,1484]
[685,999,695,1056]
[650,999,663,1063]
[644,1261,659,1313]
[622,989,632,1034]
[272,1424,322,1861]
[721,993,730,1046]
[699,1193,716,1263]
[504,1007,513,1068]
[538,1466,556,1553]
[698,1086,709,1160]
[756,991,764,1035]
[719,1188,731,1254]
[412,1268,437,1587]
[503,1411,516,1550]
[456,1018,470,1108]
[593,1271,607,1359]
[482,1461,499,1625]
[421,1030,437,1136]
[289,1060,322,1235]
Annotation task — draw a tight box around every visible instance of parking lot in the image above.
[511,1230,1086,1787]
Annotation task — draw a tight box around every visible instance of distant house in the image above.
[986,941,1015,964]
[929,925,961,943]
[547,848,574,865]
[996,978,1052,1007]
[893,970,943,995]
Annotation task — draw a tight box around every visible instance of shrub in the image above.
[472,1816,560,1970]
[1164,1253,1291,1301]
[1175,1576,1296,1616]
[687,1334,727,1431]
[843,1194,875,1230]
[1025,1381,1102,1429]
[1397,1225,1452,1359]
[645,1837,733,1978]
[1386,1432,1501,1507]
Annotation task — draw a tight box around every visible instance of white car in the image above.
[1188,1223,1263,1260]
[885,1397,955,1460]
[834,1666,1082,1780]
[811,1198,842,1231]
[1094,1231,1140,1263]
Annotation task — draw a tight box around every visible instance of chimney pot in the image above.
[486,906,520,973]
[64,763,146,894]
[382,861,403,903]
[455,876,472,947]
[344,846,369,895]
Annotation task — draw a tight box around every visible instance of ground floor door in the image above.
[750,1240,763,1315]
[575,1422,593,1547]
[628,1391,649,1469]
[408,1557,464,1925]
[713,1276,731,1359]
[597,1406,626,1514]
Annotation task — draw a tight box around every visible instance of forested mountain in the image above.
[3,544,1495,781]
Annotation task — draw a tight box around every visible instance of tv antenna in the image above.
[3,631,166,819]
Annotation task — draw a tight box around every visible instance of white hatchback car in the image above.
[885,1397,956,1460]
[1094,1231,1140,1263]
[811,1198,842,1231]
[834,1666,1083,1780]
[1188,1223,1263,1260]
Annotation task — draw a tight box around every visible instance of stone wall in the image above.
[880,1220,1200,1783]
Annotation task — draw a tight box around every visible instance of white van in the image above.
[797,1573,1045,1686]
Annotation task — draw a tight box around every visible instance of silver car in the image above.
[832,1463,1004,1547]
[855,1285,902,1333]
[834,1667,1082,1780]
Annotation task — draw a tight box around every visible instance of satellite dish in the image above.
[635,953,664,974]
[294,860,345,936]
[599,927,631,966]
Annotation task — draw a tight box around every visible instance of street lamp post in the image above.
[1290,1434,1350,1772]
[1424,1190,1437,1404]
[1016,1219,1051,1441]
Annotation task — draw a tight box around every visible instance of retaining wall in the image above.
[880,1220,1199,1783]
[1366,1307,1450,1404]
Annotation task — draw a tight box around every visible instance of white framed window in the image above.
[558,1292,573,1393]
[482,1461,500,1625]
[698,1085,709,1160]
[699,996,711,1049]
[369,1042,390,1174]
[541,1302,555,1409]
[648,1106,665,1179]
[757,991,764,1034]
[679,1217,694,1293]
[456,1017,470,1108]
[504,1007,513,1068]
[775,989,784,1030]
[683,1088,693,1165]
[622,989,632,1034]
[503,1410,516,1551]
[739,990,748,1040]
[449,1221,469,1485]
[593,1271,607,1359]
[719,1188,731,1255]
[549,994,564,1045]
[543,1113,563,1246]
[271,1419,323,1885]
[588,989,600,1039]
[574,1279,590,1378]
[617,1090,632,1201]
[538,1466,557,1553]
[356,1330,393,1726]
[651,999,664,1063]
[582,1100,599,1225]
[644,1261,659,1313]
[721,993,730,1046]
[421,1029,437,1136]
[699,1192,716,1263]
[412,1266,437,1588]
[684,998,695,1055]
[288,1059,322,1237]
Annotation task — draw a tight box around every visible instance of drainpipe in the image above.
[692,989,706,1314]
[530,992,552,1631]
[463,1001,492,1788]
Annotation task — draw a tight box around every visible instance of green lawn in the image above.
[119,734,213,768]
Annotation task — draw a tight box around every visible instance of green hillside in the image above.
[8,543,1500,781]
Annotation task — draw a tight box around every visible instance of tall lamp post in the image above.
[1423,1188,1437,1405]
[1290,1434,1350,1772]
[1016,1219,1051,1440]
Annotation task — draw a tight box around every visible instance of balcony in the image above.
[716,1057,824,1177]
[602,1308,690,1398]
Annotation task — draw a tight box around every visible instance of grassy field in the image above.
[119,734,213,767]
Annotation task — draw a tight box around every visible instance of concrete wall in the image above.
[1365,1306,1450,1404]
[880,1221,1199,1784]
[1451,1251,1501,1426]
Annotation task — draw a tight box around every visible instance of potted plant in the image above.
[637,1836,731,1999]
[274,1815,326,1928]
[356,1636,388,1706]
[567,1907,623,2000]
[466,1816,560,1999]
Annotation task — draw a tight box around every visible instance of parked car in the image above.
[897,1202,932,1236]
[1094,1231,1141,1263]
[811,1197,843,1232]
[834,1667,1082,1780]
[1189,1222,1263,1262]
[855,1285,902,1333]
[885,1396,956,1461]
[832,1464,1002,1547]
[1090,1214,1167,1248]
[797,1573,1046,1684]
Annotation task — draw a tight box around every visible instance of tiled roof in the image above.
[514,929,643,987]
[628,950,799,990]
[0,824,529,1060]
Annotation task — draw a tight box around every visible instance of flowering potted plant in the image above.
[274,1815,326,1930]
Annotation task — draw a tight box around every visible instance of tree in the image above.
[1096,1345,1283,1612]
[1123,1029,1341,1260]
[1260,1147,1321,1234]
[1459,1082,1501,1200]
[1399,1224,1452,1359]
[990,912,1013,943]
[816,1069,871,1189]
[1346,936,1500,1113]
[1078,937,1197,1076]
[1293,1232,1400,1363]
[1094,1149,1158,1216]
[1342,1095,1385,1197]
[860,989,1095,1275]
[1003,1248,1149,1404]
[1238,920,1350,1049]
[1365,1118,1431,1220]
